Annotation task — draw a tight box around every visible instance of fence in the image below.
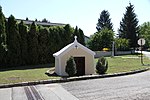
[94,51,133,58]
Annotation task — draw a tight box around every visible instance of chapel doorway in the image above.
[74,57,85,76]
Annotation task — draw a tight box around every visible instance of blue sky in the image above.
[1,0,150,36]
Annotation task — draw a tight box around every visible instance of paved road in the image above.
[136,51,150,58]
[61,70,150,100]
[142,51,150,58]
[0,84,78,100]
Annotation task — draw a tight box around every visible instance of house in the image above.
[16,18,66,27]
[53,36,95,76]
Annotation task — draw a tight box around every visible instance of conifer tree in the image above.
[49,26,62,62]
[118,3,139,49]
[28,22,39,65]
[78,28,85,45]
[0,6,6,66]
[96,10,113,32]
[6,15,21,66]
[38,27,49,64]
[63,24,73,45]
[73,26,85,45]
[65,56,77,77]
[18,21,28,65]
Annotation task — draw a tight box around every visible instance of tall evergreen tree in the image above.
[38,27,49,64]
[0,6,6,66]
[49,26,62,52]
[28,22,39,65]
[73,26,85,45]
[118,3,139,49]
[6,15,21,66]
[18,21,28,65]
[63,24,73,45]
[96,10,113,32]
[49,26,62,62]
[78,28,85,45]
[57,26,65,49]
[73,26,79,38]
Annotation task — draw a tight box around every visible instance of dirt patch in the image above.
[7,77,20,81]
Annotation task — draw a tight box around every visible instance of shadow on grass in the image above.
[0,63,54,72]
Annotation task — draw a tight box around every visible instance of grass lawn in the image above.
[0,54,150,84]
[0,67,60,85]
[95,54,150,74]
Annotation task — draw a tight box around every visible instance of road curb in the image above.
[0,68,149,89]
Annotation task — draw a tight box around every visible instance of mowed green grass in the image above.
[95,54,150,74]
[0,54,150,84]
[0,67,60,84]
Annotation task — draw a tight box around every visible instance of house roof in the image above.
[53,36,95,58]
[6,18,66,26]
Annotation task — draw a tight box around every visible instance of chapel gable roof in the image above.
[53,36,95,58]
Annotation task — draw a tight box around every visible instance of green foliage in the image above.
[96,57,108,74]
[0,6,6,65]
[88,28,114,51]
[63,24,74,45]
[139,22,150,49]
[118,3,139,49]
[6,15,21,66]
[78,28,85,45]
[38,27,49,64]
[96,10,113,32]
[49,26,62,53]
[115,38,129,51]
[28,22,39,65]
[18,21,28,65]
[0,6,85,67]
[73,26,85,45]
[65,56,77,76]
[42,18,48,22]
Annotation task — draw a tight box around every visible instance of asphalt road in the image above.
[136,51,150,58]
[142,51,150,58]
[0,84,78,100]
[61,70,150,100]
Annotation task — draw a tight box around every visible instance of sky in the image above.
[0,0,150,36]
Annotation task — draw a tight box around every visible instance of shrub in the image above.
[65,56,77,76]
[96,57,108,74]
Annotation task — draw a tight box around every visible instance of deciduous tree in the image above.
[139,22,150,49]
[115,38,129,51]
[88,28,114,51]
